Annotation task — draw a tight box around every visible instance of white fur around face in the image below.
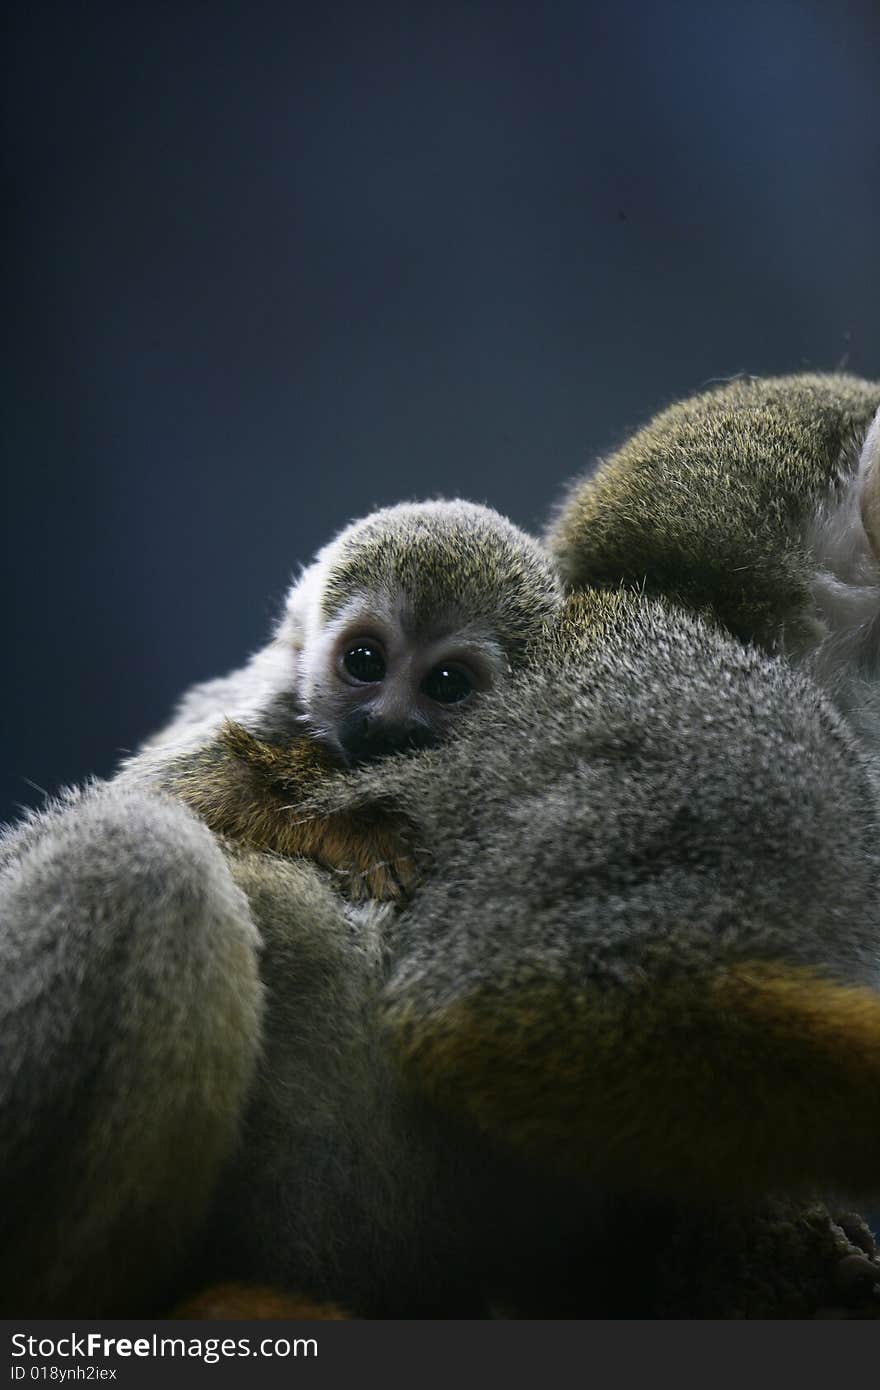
[803,407,880,763]
[858,405,880,556]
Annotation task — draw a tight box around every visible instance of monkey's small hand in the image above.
[307,806,420,902]
[168,721,421,903]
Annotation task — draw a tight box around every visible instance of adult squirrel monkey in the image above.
[2,377,880,1319]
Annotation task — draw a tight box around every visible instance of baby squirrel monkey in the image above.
[285,499,562,764]
[168,500,562,898]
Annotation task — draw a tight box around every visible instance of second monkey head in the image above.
[281,500,562,766]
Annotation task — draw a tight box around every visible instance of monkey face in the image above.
[301,594,511,767]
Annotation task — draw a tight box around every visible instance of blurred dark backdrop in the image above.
[3,0,880,821]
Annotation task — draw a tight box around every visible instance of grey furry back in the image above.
[372,590,880,998]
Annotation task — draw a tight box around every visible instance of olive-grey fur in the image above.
[283,499,562,660]
[0,781,262,1314]
[547,373,880,766]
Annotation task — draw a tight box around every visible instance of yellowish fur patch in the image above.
[386,961,880,1196]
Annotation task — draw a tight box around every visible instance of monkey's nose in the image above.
[342,716,436,766]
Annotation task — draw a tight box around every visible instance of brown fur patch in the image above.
[386,961,880,1196]
[171,1282,348,1319]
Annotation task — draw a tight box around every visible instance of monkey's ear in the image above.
[858,405,880,560]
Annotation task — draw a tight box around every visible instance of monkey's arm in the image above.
[164,721,420,902]
[0,782,262,1316]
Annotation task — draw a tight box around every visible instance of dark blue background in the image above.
[4,0,880,820]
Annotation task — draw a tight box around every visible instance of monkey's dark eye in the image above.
[422,664,473,705]
[343,644,386,683]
